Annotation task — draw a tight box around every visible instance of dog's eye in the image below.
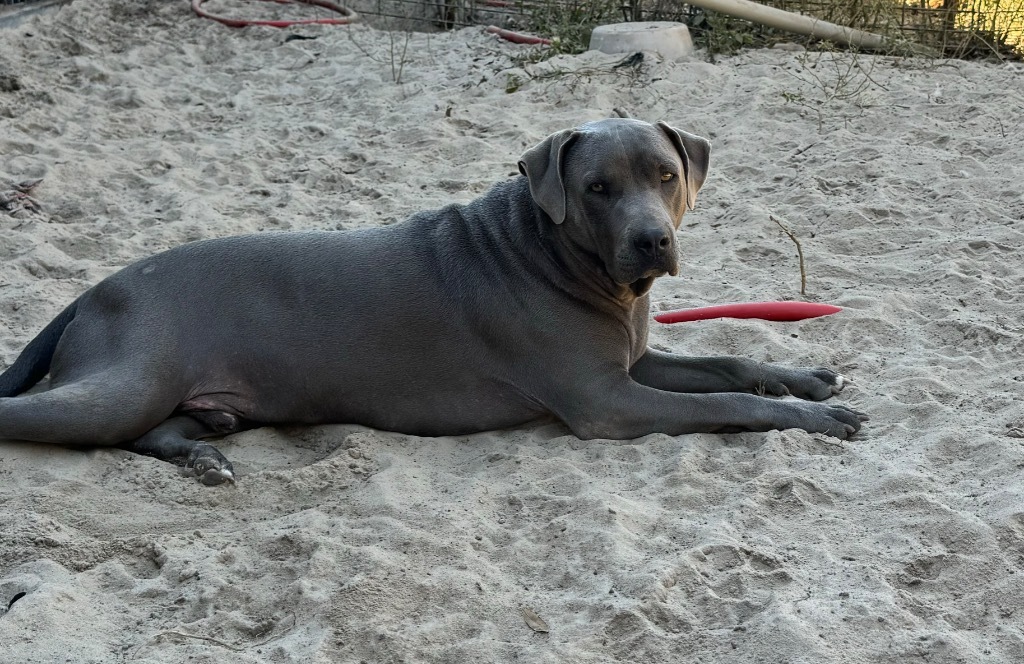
[661,172,676,182]
[590,183,605,193]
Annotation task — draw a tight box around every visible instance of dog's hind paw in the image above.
[187,443,236,486]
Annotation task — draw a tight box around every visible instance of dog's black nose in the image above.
[633,228,672,258]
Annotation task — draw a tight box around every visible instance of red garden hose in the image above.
[192,0,358,28]
[484,25,552,46]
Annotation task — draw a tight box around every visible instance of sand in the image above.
[1,1,1023,661]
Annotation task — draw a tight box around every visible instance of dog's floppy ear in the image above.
[657,122,711,211]
[518,129,579,224]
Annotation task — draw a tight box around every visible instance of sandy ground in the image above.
[1,1,1023,661]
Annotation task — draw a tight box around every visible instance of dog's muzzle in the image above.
[625,227,678,278]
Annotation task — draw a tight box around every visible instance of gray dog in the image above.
[0,119,866,484]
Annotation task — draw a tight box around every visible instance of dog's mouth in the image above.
[603,263,668,298]
[612,255,679,295]
[629,276,657,297]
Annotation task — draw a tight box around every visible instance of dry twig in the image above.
[770,214,807,295]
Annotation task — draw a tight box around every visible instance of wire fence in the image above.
[728,0,1024,58]
[893,0,1024,57]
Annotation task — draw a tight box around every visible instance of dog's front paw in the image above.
[762,367,848,401]
[787,401,868,439]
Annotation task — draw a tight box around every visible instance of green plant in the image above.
[505,72,523,93]
[518,0,624,55]
[502,51,662,104]
[693,10,761,61]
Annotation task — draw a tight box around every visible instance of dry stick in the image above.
[155,630,244,652]
[770,215,807,296]
[790,142,818,158]
[390,28,411,84]
[149,612,296,655]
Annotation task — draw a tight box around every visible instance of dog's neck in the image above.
[538,218,651,311]
[479,177,651,316]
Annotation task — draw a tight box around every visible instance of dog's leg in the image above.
[125,413,246,486]
[549,372,866,441]
[0,372,171,446]
[0,370,239,484]
[630,349,846,400]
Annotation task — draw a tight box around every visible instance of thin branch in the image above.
[154,630,244,652]
[770,214,807,296]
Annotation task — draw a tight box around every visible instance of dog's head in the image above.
[519,118,711,296]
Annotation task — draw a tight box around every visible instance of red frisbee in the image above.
[654,301,842,324]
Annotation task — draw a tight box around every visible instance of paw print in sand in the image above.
[673,544,794,630]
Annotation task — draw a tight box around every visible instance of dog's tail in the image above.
[0,298,80,398]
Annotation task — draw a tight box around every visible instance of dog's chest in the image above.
[627,299,651,365]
